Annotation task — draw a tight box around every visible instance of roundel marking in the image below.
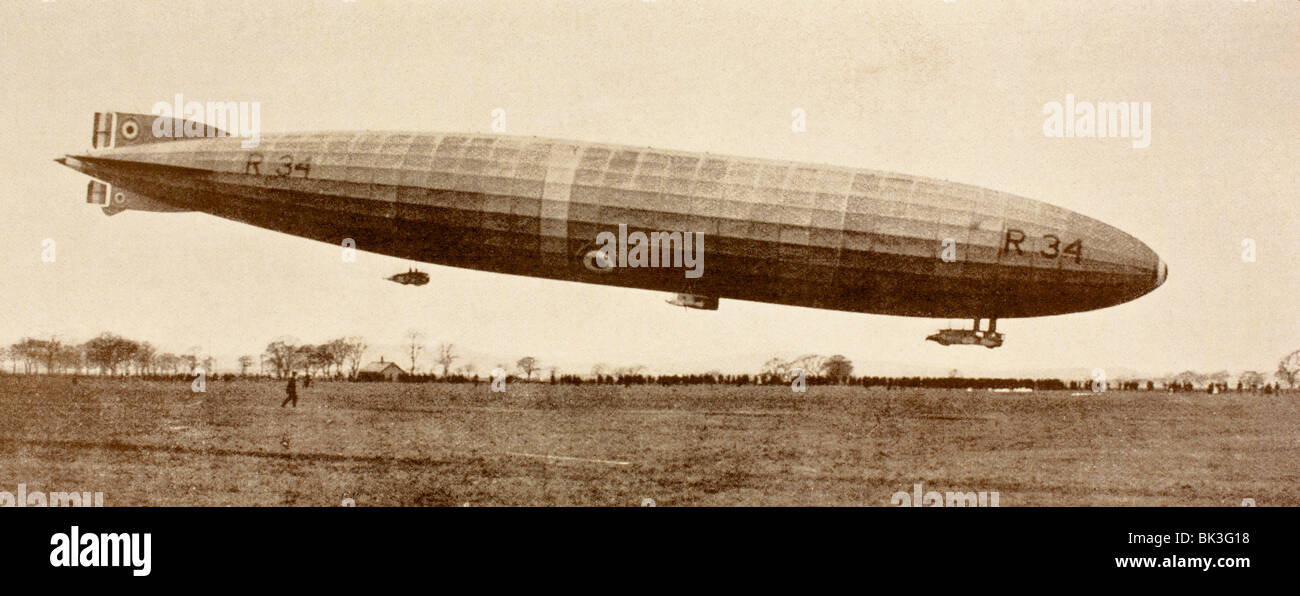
[120,118,140,141]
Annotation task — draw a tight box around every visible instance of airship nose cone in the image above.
[1155,258,1168,288]
[55,155,87,173]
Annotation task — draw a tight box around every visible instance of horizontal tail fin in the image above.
[85,180,106,205]
[85,180,189,217]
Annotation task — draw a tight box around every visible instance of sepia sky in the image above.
[1,0,1296,377]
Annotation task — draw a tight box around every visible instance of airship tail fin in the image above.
[92,111,230,150]
[86,180,190,217]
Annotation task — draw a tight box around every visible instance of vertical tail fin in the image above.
[89,111,229,149]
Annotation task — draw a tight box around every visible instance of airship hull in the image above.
[60,117,1165,319]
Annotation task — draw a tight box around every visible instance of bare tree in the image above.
[323,338,350,377]
[405,330,425,374]
[1239,370,1265,390]
[1278,350,1300,388]
[790,354,826,380]
[434,343,458,377]
[56,344,83,374]
[83,333,137,376]
[158,353,181,375]
[134,341,157,376]
[12,338,44,373]
[263,340,298,378]
[37,336,64,374]
[1171,370,1206,388]
[1207,370,1230,390]
[294,345,314,374]
[182,346,202,374]
[307,345,333,375]
[760,357,789,384]
[613,364,646,377]
[821,354,854,385]
[516,356,538,381]
[343,336,368,379]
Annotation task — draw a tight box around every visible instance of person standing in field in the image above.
[281,372,298,408]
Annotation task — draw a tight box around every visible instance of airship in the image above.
[57,111,1167,347]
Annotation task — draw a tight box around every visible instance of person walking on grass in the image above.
[281,371,298,408]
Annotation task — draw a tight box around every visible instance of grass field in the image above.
[1,375,1296,506]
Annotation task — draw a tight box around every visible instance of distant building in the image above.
[357,357,404,382]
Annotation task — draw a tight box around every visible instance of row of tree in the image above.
[7,334,1299,391]
[261,337,369,378]
[4,334,213,377]
[1163,367,1293,390]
